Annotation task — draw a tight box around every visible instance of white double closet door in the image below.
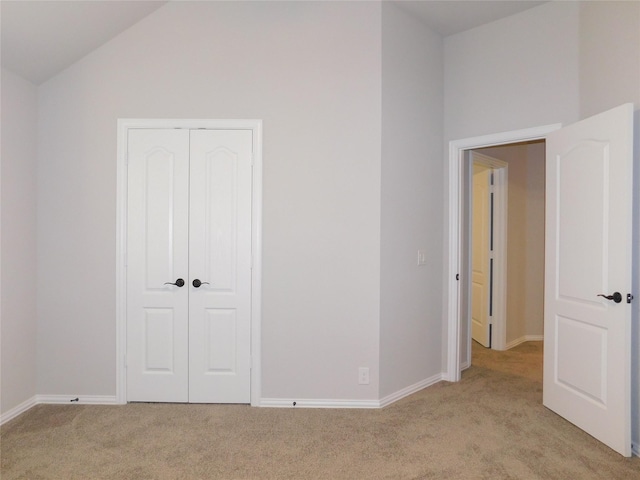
[126,128,252,403]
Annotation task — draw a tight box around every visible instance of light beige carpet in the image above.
[2,342,639,479]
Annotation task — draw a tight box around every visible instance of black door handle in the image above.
[192,279,210,288]
[164,278,185,287]
[597,292,622,303]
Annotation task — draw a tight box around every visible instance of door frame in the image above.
[445,123,560,382]
[468,152,508,359]
[115,118,263,405]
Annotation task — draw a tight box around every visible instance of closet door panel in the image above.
[126,129,190,402]
[188,129,253,403]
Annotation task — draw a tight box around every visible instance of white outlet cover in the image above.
[358,367,370,385]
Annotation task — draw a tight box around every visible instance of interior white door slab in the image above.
[543,103,634,456]
[126,129,190,402]
[188,129,252,403]
[471,162,492,348]
[126,127,253,404]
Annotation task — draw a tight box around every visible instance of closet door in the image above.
[126,129,190,402]
[126,127,253,404]
[188,130,253,403]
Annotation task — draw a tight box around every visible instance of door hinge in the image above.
[627,293,634,304]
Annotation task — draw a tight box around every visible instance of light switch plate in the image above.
[417,250,427,266]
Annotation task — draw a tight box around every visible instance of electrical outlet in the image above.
[358,367,370,385]
[417,250,427,266]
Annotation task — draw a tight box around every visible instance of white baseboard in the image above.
[260,374,443,410]
[1,395,119,426]
[632,441,639,457]
[259,398,380,409]
[379,373,443,408]
[504,335,544,350]
[36,395,119,405]
[0,396,38,426]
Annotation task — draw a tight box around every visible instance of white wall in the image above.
[444,1,580,143]
[1,69,38,415]
[380,3,443,398]
[442,0,581,371]
[579,1,640,118]
[445,0,640,452]
[36,1,382,401]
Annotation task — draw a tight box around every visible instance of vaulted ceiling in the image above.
[1,1,546,85]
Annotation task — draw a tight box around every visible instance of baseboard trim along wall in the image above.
[259,398,380,409]
[2,377,448,421]
[379,373,443,408]
[5,375,443,421]
[36,395,119,405]
[1,395,119,426]
[505,335,544,350]
[0,396,38,426]
[632,441,639,458]
[260,374,443,409]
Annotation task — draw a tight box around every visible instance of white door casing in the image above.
[446,124,560,382]
[543,103,634,456]
[471,162,492,348]
[116,119,262,406]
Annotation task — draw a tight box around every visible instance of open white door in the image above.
[544,103,634,456]
[471,163,492,348]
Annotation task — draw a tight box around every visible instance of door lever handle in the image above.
[192,279,210,288]
[597,292,622,303]
[164,278,185,287]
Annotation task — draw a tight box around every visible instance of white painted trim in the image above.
[36,395,119,405]
[378,373,443,408]
[259,398,380,409]
[115,119,263,405]
[250,123,263,407]
[504,335,544,350]
[1,395,120,425]
[491,165,508,351]
[446,124,561,383]
[0,396,38,425]
[470,152,508,353]
[260,374,443,409]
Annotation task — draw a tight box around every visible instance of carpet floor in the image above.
[2,342,639,479]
